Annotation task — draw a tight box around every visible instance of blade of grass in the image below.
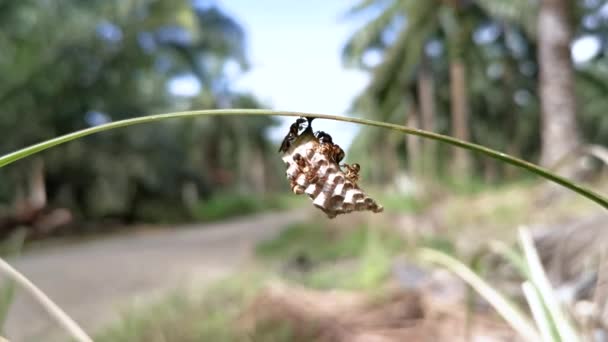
[518,227,580,342]
[0,109,606,210]
[489,240,529,278]
[0,258,92,342]
[465,249,490,341]
[593,248,608,326]
[522,281,557,342]
[418,247,541,341]
[0,282,15,336]
[0,229,27,333]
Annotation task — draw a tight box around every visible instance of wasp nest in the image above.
[279,117,383,219]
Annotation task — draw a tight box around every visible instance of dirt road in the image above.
[2,210,309,341]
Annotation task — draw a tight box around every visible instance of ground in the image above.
[2,183,604,341]
[2,209,309,342]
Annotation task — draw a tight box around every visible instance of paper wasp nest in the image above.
[280,118,383,219]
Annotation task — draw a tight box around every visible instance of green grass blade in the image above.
[489,240,529,278]
[0,282,15,334]
[418,247,541,341]
[0,228,27,333]
[0,109,606,210]
[518,228,580,342]
[522,281,558,342]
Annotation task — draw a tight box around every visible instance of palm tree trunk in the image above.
[502,45,520,179]
[538,0,580,174]
[406,102,422,176]
[384,136,399,184]
[250,147,266,193]
[418,57,437,175]
[29,158,47,210]
[450,59,471,175]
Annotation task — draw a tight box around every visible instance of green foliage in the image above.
[257,222,405,290]
[95,274,265,342]
[418,247,541,341]
[94,221,404,341]
[257,223,362,261]
[3,1,608,339]
[257,222,400,263]
[517,229,580,342]
[374,193,426,213]
[192,193,292,222]
[343,0,608,182]
[0,1,280,224]
[349,228,396,289]
[420,228,583,342]
[419,235,455,255]
[131,200,192,224]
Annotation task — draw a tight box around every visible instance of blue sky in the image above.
[217,0,369,149]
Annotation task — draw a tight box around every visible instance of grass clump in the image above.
[256,221,406,290]
[304,228,396,290]
[95,222,408,342]
[256,222,403,263]
[256,223,368,262]
[192,193,299,222]
[374,193,426,213]
[95,274,265,342]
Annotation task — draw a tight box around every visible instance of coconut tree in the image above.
[476,0,589,175]
[343,0,490,177]
[0,0,276,224]
[537,0,580,173]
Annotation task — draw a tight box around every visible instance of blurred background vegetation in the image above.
[0,0,289,234]
[2,0,608,237]
[3,0,608,340]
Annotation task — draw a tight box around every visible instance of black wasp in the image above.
[278,117,314,153]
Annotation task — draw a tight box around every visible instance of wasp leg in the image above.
[341,163,361,184]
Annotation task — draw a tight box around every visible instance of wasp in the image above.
[315,131,345,164]
[278,117,307,153]
[341,163,361,184]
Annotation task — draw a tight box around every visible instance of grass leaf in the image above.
[522,281,557,342]
[518,227,581,342]
[0,228,27,333]
[489,240,529,278]
[418,247,541,341]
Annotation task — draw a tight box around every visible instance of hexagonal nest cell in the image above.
[280,119,383,219]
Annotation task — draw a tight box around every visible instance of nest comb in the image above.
[281,130,383,219]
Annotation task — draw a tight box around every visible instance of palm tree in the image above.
[343,0,488,176]
[477,0,583,175]
[537,0,580,173]
[0,0,276,223]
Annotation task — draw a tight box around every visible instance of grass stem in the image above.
[0,109,606,210]
[0,258,92,342]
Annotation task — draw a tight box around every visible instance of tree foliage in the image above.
[343,0,608,183]
[0,0,278,224]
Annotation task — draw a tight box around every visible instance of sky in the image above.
[216,0,369,149]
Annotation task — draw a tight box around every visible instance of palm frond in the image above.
[366,2,438,104]
[475,0,537,37]
[342,0,392,18]
[194,6,248,67]
[342,0,402,68]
